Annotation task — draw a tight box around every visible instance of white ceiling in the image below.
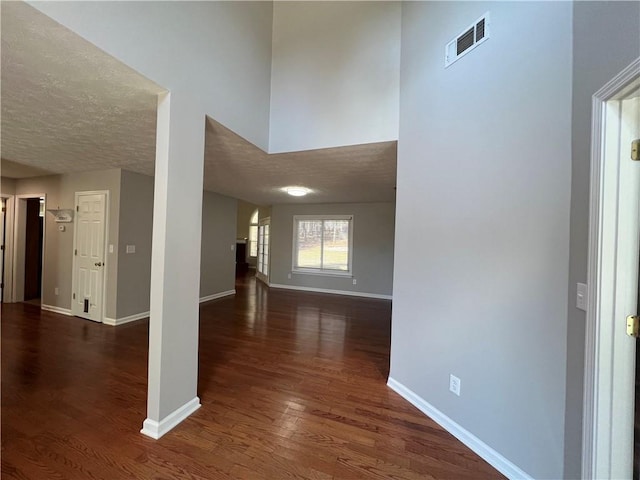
[1,2,397,206]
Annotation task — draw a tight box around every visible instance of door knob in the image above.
[95,262,103,267]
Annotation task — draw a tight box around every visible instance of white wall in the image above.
[391,3,572,478]
[565,2,640,477]
[269,1,400,153]
[270,202,395,297]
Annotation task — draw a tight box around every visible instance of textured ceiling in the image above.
[204,118,396,204]
[1,1,162,177]
[1,1,397,205]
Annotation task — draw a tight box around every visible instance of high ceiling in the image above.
[1,2,397,205]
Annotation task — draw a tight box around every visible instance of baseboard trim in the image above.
[103,311,150,326]
[41,304,73,316]
[199,289,235,304]
[141,397,201,440]
[387,377,532,480]
[270,283,392,300]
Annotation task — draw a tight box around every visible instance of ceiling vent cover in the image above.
[445,13,490,68]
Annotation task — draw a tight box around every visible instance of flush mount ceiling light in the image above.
[284,186,310,197]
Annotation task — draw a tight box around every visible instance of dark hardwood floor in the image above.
[2,273,503,479]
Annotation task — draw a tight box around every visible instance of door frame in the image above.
[12,193,46,303]
[71,190,109,322]
[0,194,15,303]
[582,57,640,478]
[256,216,270,285]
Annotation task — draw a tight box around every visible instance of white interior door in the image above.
[72,193,107,322]
[256,217,270,284]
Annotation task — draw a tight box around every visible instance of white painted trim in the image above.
[1,195,15,303]
[103,311,150,326]
[199,290,235,304]
[292,214,354,276]
[387,377,532,480]
[270,283,392,300]
[583,57,640,480]
[41,304,73,316]
[141,396,201,440]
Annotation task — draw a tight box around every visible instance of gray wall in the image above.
[269,1,400,152]
[200,191,237,298]
[236,200,258,240]
[391,2,571,479]
[565,2,640,477]
[116,170,154,319]
[1,176,16,194]
[270,202,395,297]
[13,170,122,317]
[6,169,238,320]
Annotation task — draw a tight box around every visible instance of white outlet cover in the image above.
[449,374,461,396]
[576,283,588,311]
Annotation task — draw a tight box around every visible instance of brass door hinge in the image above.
[626,315,640,337]
[632,139,640,161]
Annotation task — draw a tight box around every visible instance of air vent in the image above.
[445,12,490,68]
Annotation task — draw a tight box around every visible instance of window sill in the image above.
[292,269,352,278]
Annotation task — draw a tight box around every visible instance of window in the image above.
[293,215,352,275]
[248,209,258,257]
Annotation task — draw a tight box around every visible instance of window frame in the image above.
[248,209,259,258]
[291,214,354,277]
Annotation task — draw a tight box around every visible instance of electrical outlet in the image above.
[449,374,461,396]
[352,278,357,285]
[54,287,59,296]
[230,244,235,251]
[287,273,291,279]
[126,245,136,254]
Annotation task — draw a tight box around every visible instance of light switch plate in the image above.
[576,283,588,311]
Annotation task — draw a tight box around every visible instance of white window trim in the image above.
[292,215,354,277]
[248,209,259,258]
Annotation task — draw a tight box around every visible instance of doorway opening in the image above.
[13,194,46,306]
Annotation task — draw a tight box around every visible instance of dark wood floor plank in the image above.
[2,273,503,479]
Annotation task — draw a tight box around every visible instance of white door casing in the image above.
[257,217,270,284]
[0,199,5,302]
[72,192,108,322]
[583,58,640,479]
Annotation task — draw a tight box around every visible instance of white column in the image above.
[141,91,205,439]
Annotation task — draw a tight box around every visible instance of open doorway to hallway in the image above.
[13,195,45,307]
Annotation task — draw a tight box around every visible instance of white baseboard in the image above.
[387,377,532,480]
[141,397,201,440]
[199,289,235,303]
[41,304,73,316]
[103,311,150,326]
[270,283,392,300]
